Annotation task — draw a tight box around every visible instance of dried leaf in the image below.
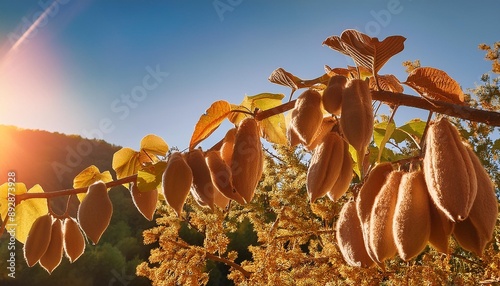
[404,67,465,104]
[369,74,404,93]
[268,67,301,91]
[324,29,406,76]
[189,100,232,150]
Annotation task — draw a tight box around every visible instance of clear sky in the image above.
[0,0,499,150]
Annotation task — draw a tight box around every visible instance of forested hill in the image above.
[0,125,119,192]
[0,125,153,285]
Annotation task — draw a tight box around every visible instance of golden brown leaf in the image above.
[189,100,232,150]
[404,67,464,104]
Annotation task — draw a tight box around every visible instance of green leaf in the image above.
[373,120,396,162]
[112,147,140,179]
[137,161,168,192]
[14,184,48,244]
[348,144,361,179]
[398,119,427,139]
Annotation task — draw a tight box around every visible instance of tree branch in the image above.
[15,174,138,203]
[255,90,500,127]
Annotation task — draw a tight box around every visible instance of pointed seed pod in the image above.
[39,219,64,274]
[369,170,403,263]
[322,75,347,115]
[340,79,374,178]
[423,117,477,222]
[77,181,113,244]
[428,199,454,254]
[162,152,193,217]
[290,89,324,145]
[24,214,53,267]
[336,200,375,268]
[356,162,393,262]
[392,171,431,261]
[130,183,158,221]
[307,132,345,202]
[327,138,353,201]
[220,127,237,165]
[184,149,216,210]
[231,117,264,203]
[205,150,246,205]
[453,145,499,255]
[62,217,85,263]
[305,117,337,151]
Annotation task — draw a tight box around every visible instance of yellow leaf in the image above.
[112,147,140,179]
[0,182,27,223]
[139,134,169,163]
[228,93,287,144]
[73,165,113,201]
[189,100,232,150]
[14,184,48,244]
[404,67,465,104]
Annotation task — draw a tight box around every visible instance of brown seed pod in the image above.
[77,181,113,245]
[428,198,454,254]
[369,170,403,263]
[392,171,431,261]
[62,217,86,263]
[336,200,375,268]
[339,78,374,178]
[322,75,347,115]
[39,218,64,274]
[356,162,394,262]
[205,150,246,205]
[327,137,353,201]
[184,149,216,210]
[162,152,193,217]
[305,117,337,151]
[423,117,477,222]
[24,214,53,267]
[231,117,264,204]
[453,145,499,255]
[290,89,324,145]
[220,127,237,165]
[130,183,158,221]
[307,132,344,202]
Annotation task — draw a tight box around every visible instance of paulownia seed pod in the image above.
[336,200,375,268]
[322,75,347,115]
[205,150,246,205]
[356,162,393,262]
[185,149,216,210]
[453,145,499,255]
[327,137,353,201]
[39,218,64,274]
[130,183,158,221]
[162,152,193,217]
[392,171,431,261]
[77,181,113,245]
[220,127,237,166]
[428,199,454,254]
[62,217,85,263]
[307,132,345,202]
[369,170,403,263]
[231,117,264,204]
[24,214,53,267]
[305,117,337,151]
[423,117,477,222]
[340,78,374,178]
[290,89,324,145]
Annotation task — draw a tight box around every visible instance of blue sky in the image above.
[0,1,499,150]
